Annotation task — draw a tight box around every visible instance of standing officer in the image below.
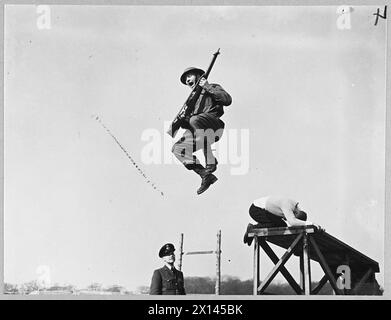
[171,67,232,195]
[149,243,186,295]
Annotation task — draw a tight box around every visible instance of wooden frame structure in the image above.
[249,225,380,295]
[178,230,222,295]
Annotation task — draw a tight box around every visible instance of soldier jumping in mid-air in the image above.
[168,50,232,195]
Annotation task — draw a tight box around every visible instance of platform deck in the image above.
[249,226,379,272]
[249,225,380,295]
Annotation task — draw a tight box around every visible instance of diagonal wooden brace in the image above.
[309,236,344,295]
[351,268,374,295]
[259,240,302,294]
[311,274,329,295]
[258,233,303,294]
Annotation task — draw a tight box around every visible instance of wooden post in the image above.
[299,252,304,292]
[178,233,184,271]
[259,240,302,294]
[253,236,259,295]
[258,233,303,294]
[215,230,221,295]
[178,230,220,293]
[302,232,311,295]
[308,237,343,295]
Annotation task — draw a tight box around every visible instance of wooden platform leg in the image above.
[253,236,259,295]
[299,252,304,292]
[260,240,302,294]
[311,275,329,295]
[303,233,311,295]
[258,233,303,294]
[309,236,344,295]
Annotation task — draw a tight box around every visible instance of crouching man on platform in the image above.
[243,195,324,246]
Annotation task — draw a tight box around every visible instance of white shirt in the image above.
[253,195,313,227]
[253,196,269,210]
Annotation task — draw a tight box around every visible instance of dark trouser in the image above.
[172,113,225,169]
[249,204,287,228]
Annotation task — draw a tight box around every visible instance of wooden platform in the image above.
[249,225,380,295]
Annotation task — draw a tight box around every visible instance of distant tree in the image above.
[265,282,295,295]
[22,280,39,294]
[105,285,125,293]
[183,276,337,295]
[184,277,215,294]
[47,284,75,292]
[220,276,251,295]
[184,276,296,295]
[47,283,61,291]
[143,275,382,296]
[4,283,18,294]
[87,283,103,291]
[136,286,150,295]
[63,284,77,292]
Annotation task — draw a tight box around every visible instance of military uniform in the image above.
[172,67,232,195]
[149,265,186,295]
[149,243,186,295]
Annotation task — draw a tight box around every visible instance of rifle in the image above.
[167,48,221,138]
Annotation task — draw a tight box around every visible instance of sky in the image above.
[4,5,386,292]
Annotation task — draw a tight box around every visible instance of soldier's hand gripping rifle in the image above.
[167,48,221,138]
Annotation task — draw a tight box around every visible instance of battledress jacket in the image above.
[191,83,232,118]
[149,265,186,295]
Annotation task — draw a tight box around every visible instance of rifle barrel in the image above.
[168,49,221,137]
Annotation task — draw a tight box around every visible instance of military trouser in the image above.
[249,204,288,228]
[171,113,224,171]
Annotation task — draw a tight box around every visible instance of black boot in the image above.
[190,164,218,195]
[205,158,218,174]
[197,174,218,195]
[243,223,255,246]
[192,164,207,178]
